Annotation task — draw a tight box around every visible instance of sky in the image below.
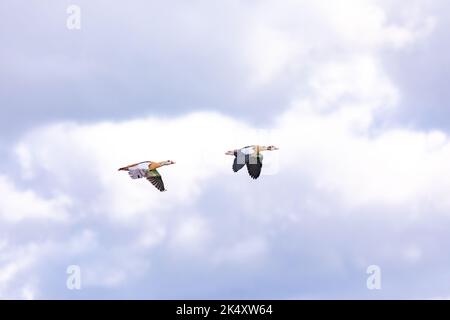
[1,0,450,299]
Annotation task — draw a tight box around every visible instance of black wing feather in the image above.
[146,170,166,192]
[232,152,246,172]
[246,154,263,179]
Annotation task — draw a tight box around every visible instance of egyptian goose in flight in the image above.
[118,160,176,191]
[225,145,279,179]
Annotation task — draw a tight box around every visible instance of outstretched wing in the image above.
[121,161,152,179]
[246,154,263,179]
[232,152,246,172]
[146,169,166,192]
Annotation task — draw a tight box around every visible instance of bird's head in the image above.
[162,160,176,166]
[266,145,279,151]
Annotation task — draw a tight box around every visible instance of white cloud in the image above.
[8,76,450,296]
[3,0,436,129]
[0,241,40,299]
[0,0,446,299]
[166,215,213,258]
[212,237,268,267]
[0,176,70,223]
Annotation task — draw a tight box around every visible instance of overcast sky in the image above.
[1,0,450,299]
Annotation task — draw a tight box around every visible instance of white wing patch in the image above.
[128,161,151,170]
[127,162,152,179]
[240,146,255,155]
[128,168,148,179]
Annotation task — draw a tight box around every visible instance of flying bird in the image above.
[225,145,279,179]
[118,160,176,191]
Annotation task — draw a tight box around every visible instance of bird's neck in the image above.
[149,162,163,170]
[256,145,268,152]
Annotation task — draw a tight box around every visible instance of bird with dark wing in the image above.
[225,145,278,179]
[118,160,176,191]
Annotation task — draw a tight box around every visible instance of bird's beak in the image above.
[225,150,234,155]
[171,161,176,164]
